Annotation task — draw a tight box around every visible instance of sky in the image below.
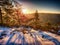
[18,0,60,14]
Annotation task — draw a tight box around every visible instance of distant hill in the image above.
[38,13,60,24]
[26,13,60,24]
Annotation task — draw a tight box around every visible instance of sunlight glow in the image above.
[22,8,28,14]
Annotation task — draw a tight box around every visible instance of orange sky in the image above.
[18,1,60,14]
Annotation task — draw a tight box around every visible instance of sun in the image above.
[22,8,28,14]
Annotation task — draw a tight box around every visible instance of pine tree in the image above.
[34,10,40,29]
[34,10,39,22]
[0,0,13,26]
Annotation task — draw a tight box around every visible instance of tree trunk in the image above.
[0,7,3,26]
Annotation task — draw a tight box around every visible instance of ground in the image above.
[0,27,60,45]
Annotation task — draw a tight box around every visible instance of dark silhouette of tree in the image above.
[26,10,40,29]
[34,10,39,22]
[33,10,40,29]
[0,7,3,26]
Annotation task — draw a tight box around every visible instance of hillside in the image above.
[26,13,60,24]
